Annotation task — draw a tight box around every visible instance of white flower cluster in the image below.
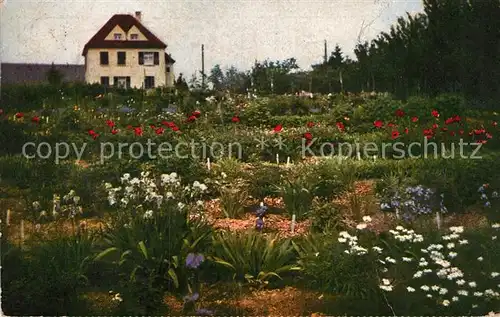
[388,225,424,243]
[338,231,368,255]
[341,223,500,309]
[356,215,372,230]
[106,171,208,220]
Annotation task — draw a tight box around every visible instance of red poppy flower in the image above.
[187,115,197,122]
[106,120,115,127]
[387,122,396,128]
[373,120,384,128]
[493,121,498,127]
[31,116,40,124]
[304,132,313,140]
[134,127,143,136]
[404,128,409,134]
[232,116,240,123]
[127,125,133,130]
[453,115,461,122]
[155,127,164,135]
[486,133,492,139]
[307,121,315,128]
[459,129,464,135]
[450,131,456,137]
[162,121,176,128]
[411,116,418,123]
[336,122,345,132]
[432,123,439,129]
[445,117,454,125]
[88,130,99,139]
[441,127,448,132]
[111,128,119,135]
[172,126,180,132]
[273,124,283,133]
[423,128,434,139]
[431,110,440,118]
[150,124,156,129]
[391,130,400,139]
[395,109,405,117]
[192,110,201,117]
[15,112,24,118]
[474,129,485,135]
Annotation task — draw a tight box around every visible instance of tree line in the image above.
[181,0,499,101]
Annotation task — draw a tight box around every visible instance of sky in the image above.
[0,0,423,78]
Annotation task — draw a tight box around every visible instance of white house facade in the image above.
[82,12,175,89]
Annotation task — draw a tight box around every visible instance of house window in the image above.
[144,52,154,65]
[139,52,160,65]
[100,52,109,65]
[113,76,131,88]
[166,67,171,72]
[130,33,138,40]
[117,51,126,65]
[114,33,122,40]
[144,76,155,89]
[100,76,109,87]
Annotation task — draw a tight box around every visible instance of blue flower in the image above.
[255,217,264,231]
[255,204,268,218]
[185,253,204,269]
[183,292,199,303]
[485,201,491,207]
[196,308,214,316]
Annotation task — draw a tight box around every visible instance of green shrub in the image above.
[2,232,95,315]
[209,231,301,287]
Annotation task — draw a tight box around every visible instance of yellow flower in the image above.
[73,105,79,111]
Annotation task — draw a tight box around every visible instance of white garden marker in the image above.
[356,151,361,160]
[276,153,279,165]
[6,209,11,226]
[207,157,211,171]
[286,156,291,167]
[436,211,441,230]
[20,219,25,246]
[373,155,377,162]
[291,214,296,233]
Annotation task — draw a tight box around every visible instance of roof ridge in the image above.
[82,14,167,56]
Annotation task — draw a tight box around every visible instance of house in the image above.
[1,63,85,85]
[82,12,176,89]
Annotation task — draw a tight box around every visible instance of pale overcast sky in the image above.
[0,0,423,77]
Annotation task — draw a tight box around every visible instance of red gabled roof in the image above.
[82,14,167,56]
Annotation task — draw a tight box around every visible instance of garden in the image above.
[1,84,500,316]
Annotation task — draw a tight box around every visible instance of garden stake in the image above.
[276,153,279,165]
[207,157,211,171]
[436,211,441,230]
[357,151,361,160]
[6,209,11,226]
[291,214,296,234]
[286,156,290,167]
[20,219,25,247]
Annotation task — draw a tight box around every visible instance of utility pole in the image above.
[201,44,205,90]
[324,40,328,64]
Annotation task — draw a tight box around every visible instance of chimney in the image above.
[135,11,142,21]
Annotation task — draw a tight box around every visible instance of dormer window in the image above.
[114,33,122,40]
[130,34,138,40]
